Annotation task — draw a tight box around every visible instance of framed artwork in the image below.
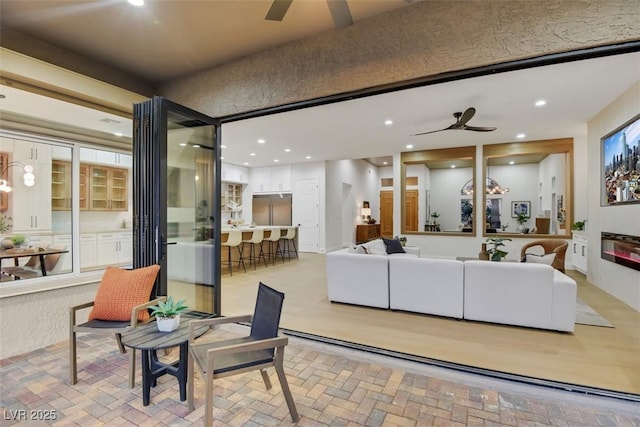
[511,201,530,218]
[601,113,640,206]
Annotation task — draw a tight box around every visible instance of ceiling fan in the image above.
[265,0,354,29]
[413,107,497,136]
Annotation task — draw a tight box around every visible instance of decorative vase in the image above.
[156,314,180,332]
[491,253,502,262]
[478,243,489,261]
[1,238,14,249]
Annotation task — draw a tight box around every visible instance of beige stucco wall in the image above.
[0,281,99,359]
[159,0,640,117]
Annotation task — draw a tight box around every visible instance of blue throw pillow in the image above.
[382,237,405,254]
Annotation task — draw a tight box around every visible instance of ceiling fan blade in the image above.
[464,125,497,132]
[413,128,446,136]
[265,0,293,21]
[456,107,476,127]
[327,0,353,28]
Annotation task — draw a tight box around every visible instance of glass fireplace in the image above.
[601,232,640,272]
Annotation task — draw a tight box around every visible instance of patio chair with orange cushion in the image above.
[69,264,163,388]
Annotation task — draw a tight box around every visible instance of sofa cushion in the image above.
[364,238,387,255]
[382,237,405,254]
[524,253,556,265]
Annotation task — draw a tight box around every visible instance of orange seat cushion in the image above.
[89,265,160,322]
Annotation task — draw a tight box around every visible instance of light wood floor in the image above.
[220,253,640,395]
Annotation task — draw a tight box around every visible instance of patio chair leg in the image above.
[260,369,272,390]
[275,347,299,423]
[115,333,126,354]
[187,352,195,412]
[129,349,136,388]
[205,370,214,427]
[69,330,77,385]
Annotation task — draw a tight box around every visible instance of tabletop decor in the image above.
[149,296,188,332]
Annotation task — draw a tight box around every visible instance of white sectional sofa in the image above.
[463,260,577,332]
[326,246,577,332]
[389,256,464,319]
[326,245,419,308]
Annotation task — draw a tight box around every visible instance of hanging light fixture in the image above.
[0,162,36,192]
[459,177,509,195]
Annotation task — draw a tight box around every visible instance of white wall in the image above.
[324,159,379,252]
[587,81,640,311]
[429,167,472,231]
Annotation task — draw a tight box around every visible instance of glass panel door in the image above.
[133,97,221,316]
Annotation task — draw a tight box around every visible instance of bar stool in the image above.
[264,228,285,265]
[221,230,245,276]
[281,228,298,261]
[241,229,267,270]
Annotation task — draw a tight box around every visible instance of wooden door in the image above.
[379,191,393,238]
[405,189,418,232]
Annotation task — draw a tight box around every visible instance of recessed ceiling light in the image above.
[509,161,515,165]
[535,100,546,107]
[128,0,144,6]
[250,153,256,156]
[243,162,249,165]
[384,119,393,126]
[193,144,201,148]
[305,156,311,159]
[257,139,266,144]
[179,143,187,146]
[383,161,388,165]
[284,148,291,152]
[450,165,456,168]
[113,132,123,137]
[221,145,227,148]
[406,144,413,149]
[273,159,279,163]
[516,133,526,139]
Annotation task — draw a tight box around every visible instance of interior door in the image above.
[133,97,221,316]
[379,191,394,238]
[405,189,419,232]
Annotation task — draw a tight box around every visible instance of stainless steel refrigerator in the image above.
[252,194,292,226]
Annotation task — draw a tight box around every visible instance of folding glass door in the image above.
[133,97,221,316]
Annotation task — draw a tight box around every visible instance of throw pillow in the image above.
[524,253,556,265]
[382,237,406,254]
[364,238,387,255]
[349,245,367,254]
[89,264,160,322]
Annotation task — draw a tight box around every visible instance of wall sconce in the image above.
[361,201,371,222]
[0,162,36,193]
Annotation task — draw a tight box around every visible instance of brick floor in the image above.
[1,324,638,426]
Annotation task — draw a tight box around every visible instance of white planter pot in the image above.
[156,314,180,332]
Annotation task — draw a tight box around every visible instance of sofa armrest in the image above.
[551,270,577,332]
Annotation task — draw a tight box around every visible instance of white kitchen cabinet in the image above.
[251,165,291,193]
[11,139,52,232]
[52,234,72,273]
[571,232,587,274]
[222,162,248,184]
[95,150,132,167]
[80,233,98,269]
[97,232,132,267]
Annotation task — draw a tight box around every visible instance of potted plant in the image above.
[149,296,188,332]
[395,235,408,246]
[516,212,528,232]
[571,220,586,231]
[485,237,511,261]
[0,215,13,249]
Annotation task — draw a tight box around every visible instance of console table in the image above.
[356,224,381,244]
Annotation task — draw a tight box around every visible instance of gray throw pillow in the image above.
[382,237,405,254]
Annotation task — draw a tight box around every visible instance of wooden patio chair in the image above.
[69,264,162,388]
[187,282,299,426]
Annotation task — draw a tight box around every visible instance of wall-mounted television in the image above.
[601,113,640,206]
